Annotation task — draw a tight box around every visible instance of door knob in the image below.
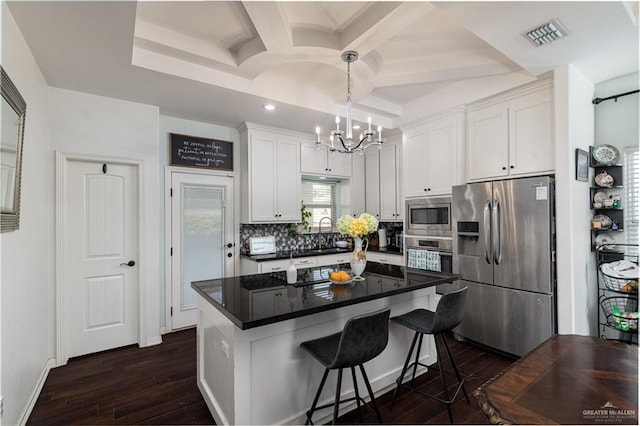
[227,253,233,258]
[120,260,136,267]
[226,243,233,248]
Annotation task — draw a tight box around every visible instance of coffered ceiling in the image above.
[6,1,639,135]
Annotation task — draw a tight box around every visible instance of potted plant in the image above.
[288,201,313,237]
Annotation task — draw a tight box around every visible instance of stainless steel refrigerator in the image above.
[452,176,556,356]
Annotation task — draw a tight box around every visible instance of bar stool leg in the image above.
[434,335,454,423]
[306,368,329,425]
[390,332,419,409]
[412,333,424,380]
[332,368,343,425]
[359,364,383,423]
[442,334,469,403]
[351,366,363,423]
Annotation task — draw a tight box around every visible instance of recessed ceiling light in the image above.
[352,124,361,130]
[262,103,275,111]
[525,18,569,46]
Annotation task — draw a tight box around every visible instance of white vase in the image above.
[350,237,367,280]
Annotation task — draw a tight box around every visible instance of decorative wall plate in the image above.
[592,144,620,165]
[593,191,607,203]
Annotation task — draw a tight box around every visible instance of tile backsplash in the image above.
[240,222,403,254]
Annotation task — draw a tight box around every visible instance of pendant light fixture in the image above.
[315,51,383,154]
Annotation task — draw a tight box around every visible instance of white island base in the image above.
[196,288,439,425]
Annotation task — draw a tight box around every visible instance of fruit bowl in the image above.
[329,270,353,284]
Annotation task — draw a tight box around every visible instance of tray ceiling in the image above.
[7,1,639,134]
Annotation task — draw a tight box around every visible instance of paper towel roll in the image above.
[378,229,387,248]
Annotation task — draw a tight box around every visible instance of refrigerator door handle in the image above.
[483,201,492,264]
[493,199,502,265]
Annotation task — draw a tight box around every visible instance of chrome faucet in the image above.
[318,216,333,249]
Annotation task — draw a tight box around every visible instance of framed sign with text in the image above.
[170,133,233,171]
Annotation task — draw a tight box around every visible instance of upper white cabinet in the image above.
[466,81,554,182]
[379,142,403,221]
[365,137,403,221]
[345,154,365,217]
[240,123,301,223]
[364,149,380,219]
[301,144,352,177]
[402,110,465,198]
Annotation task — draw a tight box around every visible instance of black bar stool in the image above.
[390,287,469,423]
[300,307,390,425]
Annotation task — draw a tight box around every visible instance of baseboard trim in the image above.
[17,357,56,426]
[143,335,163,347]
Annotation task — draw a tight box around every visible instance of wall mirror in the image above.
[1,66,26,232]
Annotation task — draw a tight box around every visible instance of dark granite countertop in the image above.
[241,245,403,262]
[192,262,460,330]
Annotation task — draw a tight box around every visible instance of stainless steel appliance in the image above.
[452,176,556,357]
[405,235,453,274]
[405,197,452,237]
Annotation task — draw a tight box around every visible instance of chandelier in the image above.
[315,51,383,154]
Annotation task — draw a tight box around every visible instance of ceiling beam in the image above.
[341,2,436,56]
[242,2,292,51]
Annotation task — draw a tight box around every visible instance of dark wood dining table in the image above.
[474,334,638,425]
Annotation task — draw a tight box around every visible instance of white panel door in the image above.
[65,160,138,358]
[171,172,234,329]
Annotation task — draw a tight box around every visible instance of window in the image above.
[624,147,639,252]
[301,178,338,231]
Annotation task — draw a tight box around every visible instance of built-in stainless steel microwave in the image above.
[405,197,452,236]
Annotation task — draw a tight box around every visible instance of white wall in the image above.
[48,88,162,348]
[554,64,596,335]
[1,4,54,425]
[158,115,240,330]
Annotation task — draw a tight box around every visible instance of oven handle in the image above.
[483,201,492,264]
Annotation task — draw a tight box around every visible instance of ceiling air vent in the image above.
[525,18,569,46]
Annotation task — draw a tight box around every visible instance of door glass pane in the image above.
[181,184,224,310]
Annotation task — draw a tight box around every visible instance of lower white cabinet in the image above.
[317,252,351,267]
[240,256,318,275]
[365,251,404,266]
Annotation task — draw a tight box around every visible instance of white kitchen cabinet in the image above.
[258,257,317,274]
[316,252,351,267]
[301,144,352,177]
[379,142,403,221]
[365,137,403,221]
[364,149,380,219]
[240,123,302,223]
[366,251,404,266]
[346,154,365,217]
[466,81,553,182]
[402,110,465,198]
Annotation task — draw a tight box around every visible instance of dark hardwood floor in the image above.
[28,328,514,425]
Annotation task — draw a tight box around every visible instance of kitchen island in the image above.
[192,262,460,425]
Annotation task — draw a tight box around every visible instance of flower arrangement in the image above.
[336,213,379,238]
